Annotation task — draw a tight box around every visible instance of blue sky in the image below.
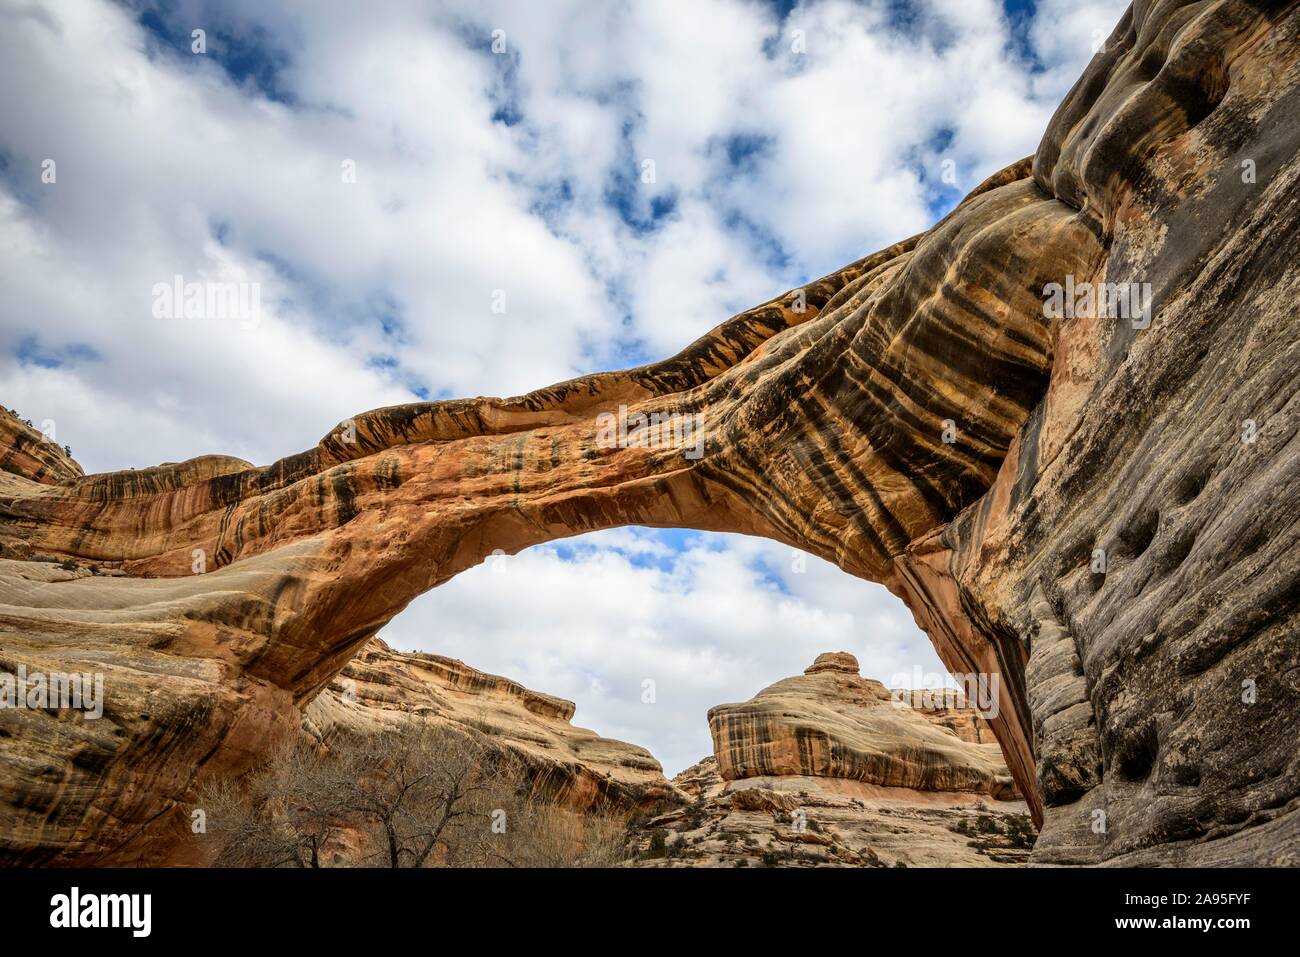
[0,0,1129,773]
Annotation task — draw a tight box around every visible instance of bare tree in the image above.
[197,720,633,868]
[487,794,628,868]
[198,739,351,867]
[334,723,513,868]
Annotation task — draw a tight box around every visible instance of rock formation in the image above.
[709,652,1017,797]
[305,639,677,814]
[634,758,1034,868]
[2,0,1298,865]
[0,412,81,493]
[892,687,998,745]
[634,655,1032,867]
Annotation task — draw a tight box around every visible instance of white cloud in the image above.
[381,528,947,776]
[0,0,1131,469]
[1029,0,1132,103]
[0,0,1132,769]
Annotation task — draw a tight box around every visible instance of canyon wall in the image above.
[1,0,1297,865]
[304,639,678,815]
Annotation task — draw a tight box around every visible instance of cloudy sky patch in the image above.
[0,0,1129,772]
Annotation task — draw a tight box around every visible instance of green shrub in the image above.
[1004,814,1037,849]
[646,829,668,859]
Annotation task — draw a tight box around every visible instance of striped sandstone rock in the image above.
[1,1,1297,865]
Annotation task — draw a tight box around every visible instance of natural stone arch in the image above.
[0,160,1059,860]
[2,0,1299,865]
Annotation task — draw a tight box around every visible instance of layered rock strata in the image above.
[1,0,1298,865]
[708,652,1017,798]
[304,638,677,814]
[636,656,1031,867]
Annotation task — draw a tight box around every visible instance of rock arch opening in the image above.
[376,525,955,779]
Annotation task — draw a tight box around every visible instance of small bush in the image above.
[646,829,668,859]
[1004,814,1037,849]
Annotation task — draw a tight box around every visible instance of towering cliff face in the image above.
[1,0,1297,865]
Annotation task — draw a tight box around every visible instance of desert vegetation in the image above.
[198,723,628,868]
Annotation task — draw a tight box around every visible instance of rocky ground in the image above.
[631,757,1032,868]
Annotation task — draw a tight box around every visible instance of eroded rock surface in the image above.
[633,765,1032,868]
[709,652,1017,798]
[634,658,1032,867]
[893,687,999,745]
[304,638,678,815]
[1,0,1298,865]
